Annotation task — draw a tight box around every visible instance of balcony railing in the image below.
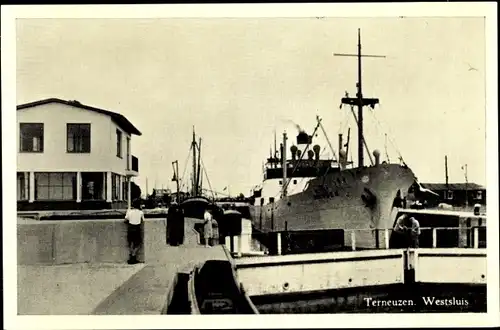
[132,155,139,173]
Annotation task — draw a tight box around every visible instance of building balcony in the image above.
[126,155,139,177]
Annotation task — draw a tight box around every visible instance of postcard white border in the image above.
[2,2,498,329]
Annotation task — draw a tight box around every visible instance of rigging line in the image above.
[337,107,348,134]
[318,119,338,162]
[368,105,405,162]
[371,104,401,152]
[340,115,350,137]
[319,145,328,157]
[199,156,215,200]
[180,144,192,185]
[364,107,393,162]
[338,107,350,135]
[348,104,375,166]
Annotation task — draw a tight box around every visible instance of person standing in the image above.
[394,213,421,248]
[125,201,145,264]
[203,209,214,247]
[166,202,177,245]
[167,202,185,246]
[175,203,185,246]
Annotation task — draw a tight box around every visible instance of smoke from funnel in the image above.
[283,119,304,133]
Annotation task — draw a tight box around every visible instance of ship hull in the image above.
[249,164,416,249]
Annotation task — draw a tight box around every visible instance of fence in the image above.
[225,225,486,257]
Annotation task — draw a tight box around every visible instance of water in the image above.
[251,283,487,314]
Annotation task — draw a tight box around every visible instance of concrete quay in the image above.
[17,217,225,315]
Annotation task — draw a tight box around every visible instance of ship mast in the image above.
[281,132,288,198]
[335,29,385,167]
[445,155,449,189]
[196,137,202,195]
[191,126,197,196]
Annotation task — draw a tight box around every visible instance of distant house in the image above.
[17,98,141,211]
[152,188,171,198]
[410,182,486,207]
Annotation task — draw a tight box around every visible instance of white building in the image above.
[16,98,141,211]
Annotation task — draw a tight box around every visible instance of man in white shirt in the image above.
[125,202,145,264]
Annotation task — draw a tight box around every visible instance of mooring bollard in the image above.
[351,231,356,251]
[277,233,282,255]
[384,229,390,249]
[432,228,437,248]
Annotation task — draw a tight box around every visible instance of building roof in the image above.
[421,183,486,191]
[17,98,142,136]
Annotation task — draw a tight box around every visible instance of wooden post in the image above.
[432,228,437,248]
[351,231,356,251]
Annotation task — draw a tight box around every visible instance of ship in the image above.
[171,127,218,219]
[248,30,420,249]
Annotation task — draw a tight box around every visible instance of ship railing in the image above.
[343,226,486,251]
[229,225,486,257]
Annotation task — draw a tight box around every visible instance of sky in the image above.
[16,16,487,197]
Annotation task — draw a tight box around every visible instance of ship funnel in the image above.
[307,150,314,160]
[297,131,312,145]
[373,149,381,166]
[290,145,298,160]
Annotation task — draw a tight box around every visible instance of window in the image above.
[279,180,282,185]
[112,173,121,200]
[476,191,483,200]
[126,137,131,170]
[17,172,29,200]
[116,130,122,158]
[122,180,129,201]
[35,172,76,200]
[447,190,454,200]
[20,123,44,152]
[81,172,105,200]
[293,179,297,185]
[67,124,91,153]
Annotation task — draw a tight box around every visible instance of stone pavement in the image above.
[17,217,228,315]
[92,245,226,315]
[17,263,145,315]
